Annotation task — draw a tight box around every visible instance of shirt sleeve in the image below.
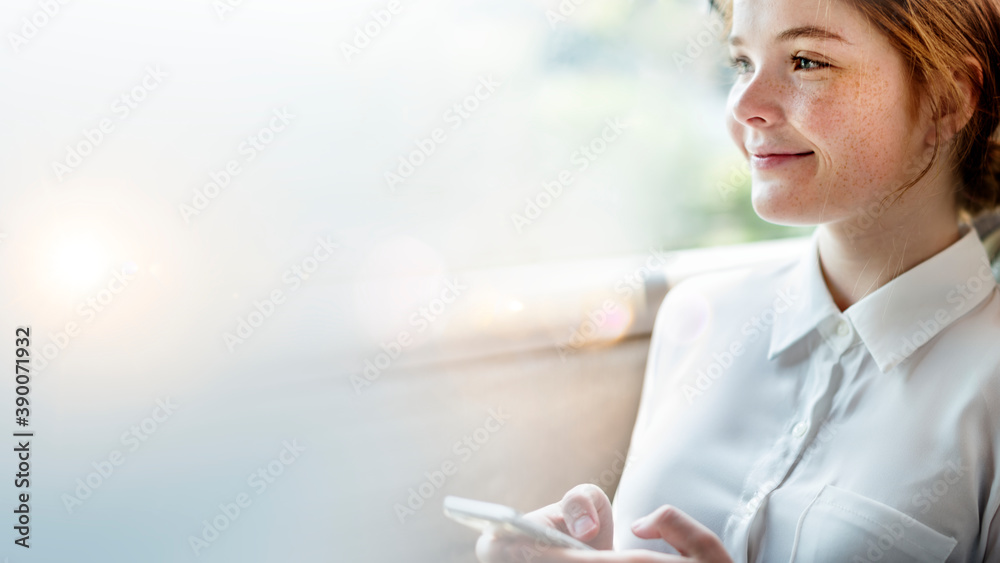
[629,276,706,446]
[627,281,673,447]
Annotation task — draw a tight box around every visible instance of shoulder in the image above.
[958,290,1000,560]
[651,253,799,336]
[928,287,1000,446]
[963,290,1000,411]
[644,253,800,372]
[639,253,801,410]
[942,287,1000,381]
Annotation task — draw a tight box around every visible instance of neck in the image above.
[817,196,961,312]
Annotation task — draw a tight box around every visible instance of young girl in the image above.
[476,0,1000,561]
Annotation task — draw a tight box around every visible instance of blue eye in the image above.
[728,56,752,75]
[792,56,831,71]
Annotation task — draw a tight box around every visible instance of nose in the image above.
[728,69,784,128]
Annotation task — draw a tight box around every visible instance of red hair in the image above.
[710,0,1000,216]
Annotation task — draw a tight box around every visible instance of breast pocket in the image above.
[789,485,957,563]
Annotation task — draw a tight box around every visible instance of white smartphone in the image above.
[443,495,596,551]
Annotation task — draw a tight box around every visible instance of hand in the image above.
[475,483,614,561]
[475,484,732,563]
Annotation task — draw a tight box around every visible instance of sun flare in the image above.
[49,234,110,290]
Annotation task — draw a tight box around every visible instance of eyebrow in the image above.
[728,26,852,47]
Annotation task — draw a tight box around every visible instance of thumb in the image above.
[556,484,614,549]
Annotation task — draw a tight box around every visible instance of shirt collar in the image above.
[768,225,997,373]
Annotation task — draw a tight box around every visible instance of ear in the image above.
[935,56,982,144]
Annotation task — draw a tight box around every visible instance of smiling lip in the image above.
[750,151,815,170]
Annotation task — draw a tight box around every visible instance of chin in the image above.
[750,183,823,227]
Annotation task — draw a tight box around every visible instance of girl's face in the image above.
[725,0,931,226]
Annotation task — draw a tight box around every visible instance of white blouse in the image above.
[612,225,1000,562]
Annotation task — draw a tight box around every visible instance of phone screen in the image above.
[443,496,596,551]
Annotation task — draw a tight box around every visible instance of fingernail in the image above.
[570,514,596,537]
[631,515,649,531]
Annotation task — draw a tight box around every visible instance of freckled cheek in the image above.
[831,78,904,180]
[790,89,898,183]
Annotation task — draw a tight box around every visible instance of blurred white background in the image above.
[0,0,809,561]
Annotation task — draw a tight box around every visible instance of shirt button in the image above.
[836,319,850,337]
[792,421,809,438]
[746,495,762,512]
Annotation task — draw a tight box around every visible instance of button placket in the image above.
[819,315,855,356]
[730,318,850,560]
[734,319,850,562]
[733,360,833,527]
[836,319,850,337]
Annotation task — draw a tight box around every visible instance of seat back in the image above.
[973,212,1000,282]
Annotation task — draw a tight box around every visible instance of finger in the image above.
[557,484,614,548]
[479,484,615,558]
[630,505,730,561]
